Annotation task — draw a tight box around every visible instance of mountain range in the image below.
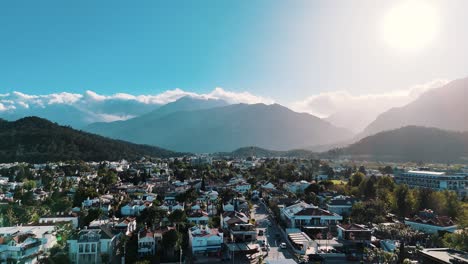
[360,77,468,138]
[0,117,180,163]
[85,98,353,153]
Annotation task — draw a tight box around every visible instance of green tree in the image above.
[349,172,365,187]
[393,184,416,217]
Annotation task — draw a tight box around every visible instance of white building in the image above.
[405,209,457,234]
[67,228,120,264]
[138,229,156,257]
[39,215,79,229]
[395,170,467,198]
[235,183,251,194]
[0,226,57,264]
[326,195,357,216]
[283,181,311,194]
[280,202,342,228]
[188,226,223,256]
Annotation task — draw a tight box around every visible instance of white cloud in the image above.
[0,80,448,129]
[0,87,273,122]
[289,79,449,132]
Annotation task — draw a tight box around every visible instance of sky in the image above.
[0,0,467,131]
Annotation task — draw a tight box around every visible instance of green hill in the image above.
[325,126,468,163]
[0,117,181,163]
[219,146,318,159]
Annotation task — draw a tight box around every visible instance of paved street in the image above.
[252,200,295,262]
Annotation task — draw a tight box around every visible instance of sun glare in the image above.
[382,0,440,52]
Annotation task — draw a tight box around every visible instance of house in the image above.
[283,181,311,194]
[235,183,251,194]
[67,228,121,264]
[189,226,223,256]
[280,201,342,229]
[220,211,256,243]
[326,195,357,216]
[337,224,372,244]
[187,210,209,225]
[405,209,457,234]
[113,217,137,236]
[261,182,276,190]
[138,228,156,257]
[120,204,138,216]
[0,225,57,264]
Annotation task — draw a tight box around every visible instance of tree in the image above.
[358,166,367,175]
[393,184,416,217]
[416,188,434,211]
[162,229,180,257]
[443,190,461,219]
[139,206,167,227]
[349,172,365,187]
[5,207,18,226]
[168,209,187,226]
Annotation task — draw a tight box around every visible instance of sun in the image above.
[382,0,440,52]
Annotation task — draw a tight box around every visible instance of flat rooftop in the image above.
[420,248,468,263]
[407,170,445,176]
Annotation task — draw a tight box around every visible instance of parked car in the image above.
[280,242,287,249]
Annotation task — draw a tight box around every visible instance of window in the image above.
[85,244,90,252]
[92,244,96,252]
[79,244,83,253]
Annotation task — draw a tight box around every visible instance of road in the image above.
[252,200,295,262]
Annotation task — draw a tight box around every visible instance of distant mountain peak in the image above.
[359,77,468,138]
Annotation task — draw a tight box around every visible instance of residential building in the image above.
[337,224,372,244]
[188,226,223,256]
[280,202,342,229]
[418,248,468,264]
[138,228,156,257]
[39,215,79,229]
[67,228,120,264]
[405,209,457,234]
[187,210,209,225]
[327,195,357,216]
[0,226,57,264]
[395,170,467,198]
[283,181,311,194]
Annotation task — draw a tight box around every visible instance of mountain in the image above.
[86,102,353,153]
[86,96,228,137]
[0,117,181,163]
[325,126,468,163]
[361,77,468,137]
[217,146,317,159]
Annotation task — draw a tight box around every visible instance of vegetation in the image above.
[325,126,468,163]
[0,116,182,163]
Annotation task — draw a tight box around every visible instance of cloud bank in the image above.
[290,79,449,132]
[0,87,274,126]
[0,79,449,132]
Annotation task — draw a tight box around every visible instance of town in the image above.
[0,155,465,264]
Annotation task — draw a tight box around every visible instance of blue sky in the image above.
[0,0,467,111]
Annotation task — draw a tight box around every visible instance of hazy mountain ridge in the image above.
[85,100,353,153]
[86,96,229,137]
[0,117,181,163]
[360,77,468,137]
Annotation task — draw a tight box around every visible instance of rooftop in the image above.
[419,248,468,263]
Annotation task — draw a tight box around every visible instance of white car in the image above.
[280,242,287,249]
